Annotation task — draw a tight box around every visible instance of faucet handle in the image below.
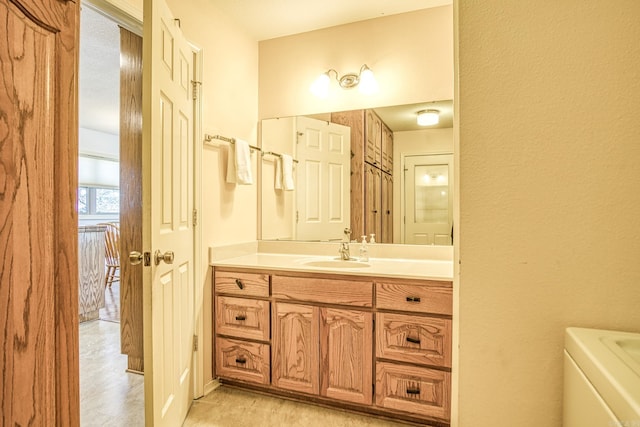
[343,228,352,239]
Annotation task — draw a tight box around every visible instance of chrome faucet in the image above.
[339,228,351,260]
[339,242,350,260]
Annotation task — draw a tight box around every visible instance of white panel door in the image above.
[143,0,195,426]
[405,154,453,245]
[295,116,351,241]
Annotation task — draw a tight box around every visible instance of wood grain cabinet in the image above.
[374,279,453,422]
[214,270,271,385]
[331,109,394,242]
[213,267,453,425]
[272,275,374,405]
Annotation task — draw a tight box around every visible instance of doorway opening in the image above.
[78,2,144,425]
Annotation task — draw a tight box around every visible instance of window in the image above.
[78,155,119,216]
[78,186,120,215]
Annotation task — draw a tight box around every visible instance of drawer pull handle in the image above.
[235,315,246,321]
[406,336,421,344]
[235,357,246,364]
[235,279,244,289]
[406,388,421,395]
[406,297,421,303]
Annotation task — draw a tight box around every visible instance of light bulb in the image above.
[417,110,439,126]
[358,67,378,95]
[310,72,330,98]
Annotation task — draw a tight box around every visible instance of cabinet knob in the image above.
[406,296,421,303]
[235,279,244,289]
[235,315,247,321]
[235,357,246,364]
[406,388,421,395]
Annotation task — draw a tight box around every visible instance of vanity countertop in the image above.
[210,252,453,281]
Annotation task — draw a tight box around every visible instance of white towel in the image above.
[274,157,283,190]
[225,139,253,185]
[282,154,294,191]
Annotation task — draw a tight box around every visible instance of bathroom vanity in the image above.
[211,245,454,426]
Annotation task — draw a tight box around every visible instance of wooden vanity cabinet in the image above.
[213,267,453,425]
[374,279,453,422]
[214,270,271,385]
[272,275,374,405]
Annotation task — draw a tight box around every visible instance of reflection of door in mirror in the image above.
[404,154,453,245]
[261,117,351,241]
[296,117,351,241]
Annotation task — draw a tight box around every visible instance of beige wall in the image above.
[457,1,640,426]
[156,0,260,388]
[258,6,454,119]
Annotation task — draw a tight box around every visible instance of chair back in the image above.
[101,223,120,267]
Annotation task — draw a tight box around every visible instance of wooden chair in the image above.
[100,222,120,288]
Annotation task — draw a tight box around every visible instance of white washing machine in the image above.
[564,327,640,427]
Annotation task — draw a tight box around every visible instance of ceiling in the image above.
[79,1,453,138]
[79,5,121,135]
[375,100,453,132]
[208,0,452,41]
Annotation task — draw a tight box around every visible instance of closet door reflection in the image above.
[405,154,453,245]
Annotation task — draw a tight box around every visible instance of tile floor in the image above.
[80,320,410,426]
[79,320,144,426]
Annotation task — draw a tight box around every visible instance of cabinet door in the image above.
[365,110,381,166]
[320,308,373,405]
[364,163,382,239]
[272,302,320,395]
[381,124,393,174]
[381,173,393,243]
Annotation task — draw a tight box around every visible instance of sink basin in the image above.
[302,259,370,269]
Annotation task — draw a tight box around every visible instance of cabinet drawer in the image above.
[216,296,270,341]
[376,312,451,368]
[375,362,450,421]
[273,275,373,307]
[215,270,269,298]
[215,337,270,385]
[376,281,452,315]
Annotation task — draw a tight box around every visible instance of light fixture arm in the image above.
[310,64,378,97]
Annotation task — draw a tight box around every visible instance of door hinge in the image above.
[191,80,201,100]
[373,318,375,332]
[296,210,299,224]
[193,208,198,226]
[193,335,198,351]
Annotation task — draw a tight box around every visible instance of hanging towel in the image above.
[225,145,237,184]
[282,154,294,191]
[226,139,253,185]
[274,157,283,190]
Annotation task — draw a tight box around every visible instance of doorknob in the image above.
[129,251,143,265]
[154,250,174,265]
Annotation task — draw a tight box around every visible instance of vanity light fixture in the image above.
[310,64,379,98]
[417,109,440,126]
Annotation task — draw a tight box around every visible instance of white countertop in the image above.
[210,242,454,281]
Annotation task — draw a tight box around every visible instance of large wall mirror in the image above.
[260,100,454,245]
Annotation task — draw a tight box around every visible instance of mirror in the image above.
[260,100,454,245]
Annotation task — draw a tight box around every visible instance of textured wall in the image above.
[259,6,454,119]
[457,1,640,425]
